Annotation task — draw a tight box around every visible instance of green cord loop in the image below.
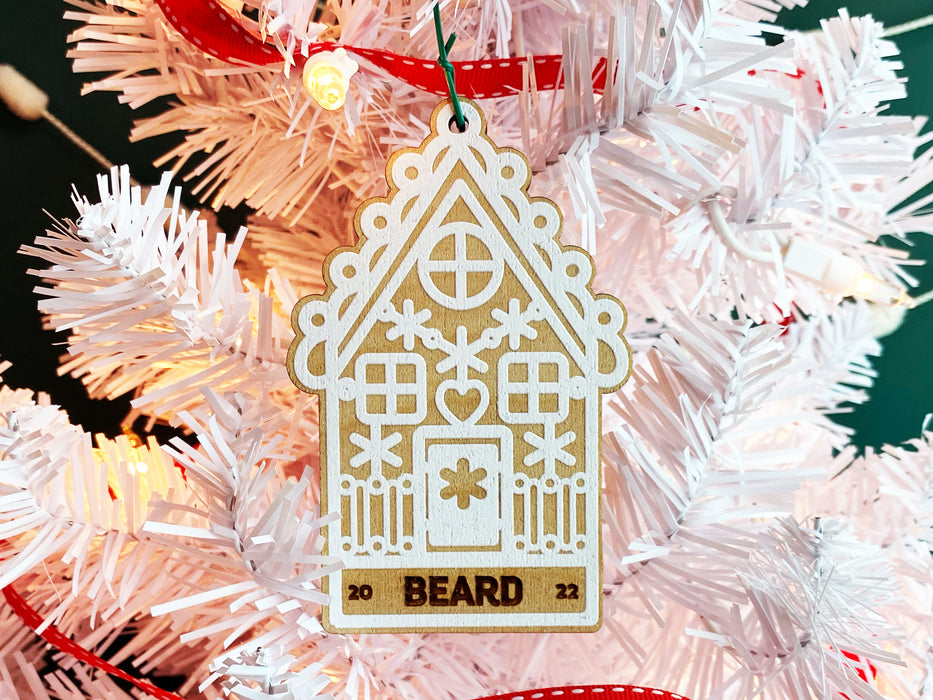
[433,4,466,132]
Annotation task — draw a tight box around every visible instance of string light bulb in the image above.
[120,426,150,473]
[782,237,913,306]
[302,48,358,111]
[705,194,913,307]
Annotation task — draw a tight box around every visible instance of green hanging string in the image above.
[433,4,466,131]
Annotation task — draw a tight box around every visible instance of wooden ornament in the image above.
[287,99,631,633]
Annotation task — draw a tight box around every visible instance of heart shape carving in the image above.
[436,379,489,425]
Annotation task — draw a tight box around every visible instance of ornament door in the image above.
[413,425,512,551]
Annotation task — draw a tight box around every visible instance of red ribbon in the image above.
[2,584,184,700]
[153,0,609,98]
[3,580,693,700]
[473,685,691,700]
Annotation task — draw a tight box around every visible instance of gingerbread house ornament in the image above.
[288,100,631,633]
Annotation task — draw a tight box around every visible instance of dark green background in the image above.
[0,1,930,448]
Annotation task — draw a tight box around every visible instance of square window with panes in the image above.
[498,352,570,423]
[356,353,426,424]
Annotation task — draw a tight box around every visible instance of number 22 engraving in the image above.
[555,583,579,600]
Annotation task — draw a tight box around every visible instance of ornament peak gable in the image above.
[289,100,630,394]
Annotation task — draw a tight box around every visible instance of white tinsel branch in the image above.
[21,166,308,435]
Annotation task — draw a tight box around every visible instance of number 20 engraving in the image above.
[555,583,579,600]
[348,584,373,601]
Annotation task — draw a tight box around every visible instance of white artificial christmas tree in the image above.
[1,0,932,698]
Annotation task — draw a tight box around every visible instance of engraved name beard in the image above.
[404,575,523,607]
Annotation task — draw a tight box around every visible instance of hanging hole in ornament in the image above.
[598,311,612,324]
[373,215,387,229]
[405,166,418,180]
[534,215,547,228]
[311,313,326,327]
[501,165,514,179]
[448,115,468,133]
[566,264,579,278]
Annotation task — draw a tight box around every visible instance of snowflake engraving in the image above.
[440,458,488,509]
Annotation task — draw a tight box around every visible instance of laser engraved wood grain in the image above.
[288,99,631,633]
